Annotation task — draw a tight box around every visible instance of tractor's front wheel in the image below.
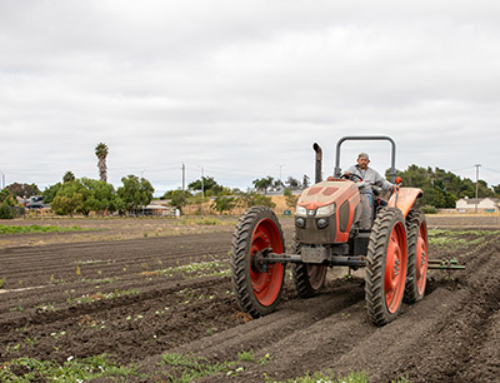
[292,240,328,298]
[231,206,285,318]
[404,208,428,304]
[365,208,408,326]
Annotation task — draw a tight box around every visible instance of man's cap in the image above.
[358,152,370,160]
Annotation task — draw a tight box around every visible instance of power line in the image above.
[481,166,500,175]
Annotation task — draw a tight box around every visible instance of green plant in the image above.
[237,351,256,363]
[264,371,412,383]
[159,353,237,383]
[67,288,140,305]
[24,337,37,347]
[0,277,5,289]
[421,206,437,214]
[0,354,138,382]
[5,343,20,354]
[142,260,230,279]
[34,303,57,313]
[0,224,91,235]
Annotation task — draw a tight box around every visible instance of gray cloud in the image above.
[1,1,500,193]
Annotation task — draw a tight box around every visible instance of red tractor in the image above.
[230,136,428,326]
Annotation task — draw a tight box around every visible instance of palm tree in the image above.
[95,143,109,183]
[63,171,75,183]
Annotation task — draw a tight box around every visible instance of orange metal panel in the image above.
[388,187,423,218]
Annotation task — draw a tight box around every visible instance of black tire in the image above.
[291,240,328,298]
[230,206,285,318]
[365,207,408,326]
[404,208,428,304]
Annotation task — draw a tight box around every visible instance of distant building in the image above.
[456,197,500,213]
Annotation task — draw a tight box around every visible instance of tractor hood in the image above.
[297,180,358,210]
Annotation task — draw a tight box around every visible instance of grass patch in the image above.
[0,354,138,383]
[428,229,496,248]
[264,371,411,383]
[159,353,239,382]
[0,224,92,235]
[67,288,140,305]
[177,217,236,226]
[141,260,230,279]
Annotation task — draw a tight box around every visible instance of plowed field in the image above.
[1,215,499,382]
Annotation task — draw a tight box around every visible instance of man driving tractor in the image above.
[344,152,396,230]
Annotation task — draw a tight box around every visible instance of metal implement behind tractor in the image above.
[230,136,433,326]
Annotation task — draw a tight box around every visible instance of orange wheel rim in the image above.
[384,221,407,313]
[250,219,284,306]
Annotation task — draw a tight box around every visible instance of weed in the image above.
[10,305,24,313]
[237,351,271,365]
[155,307,170,314]
[237,351,256,363]
[259,353,271,365]
[0,224,93,235]
[264,371,412,383]
[206,327,217,336]
[34,303,57,313]
[159,353,238,382]
[0,277,5,288]
[67,288,140,306]
[142,260,230,279]
[24,337,37,347]
[5,343,20,354]
[0,354,138,382]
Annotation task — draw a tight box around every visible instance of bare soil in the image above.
[0,215,499,382]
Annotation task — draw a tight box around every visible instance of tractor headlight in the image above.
[296,205,307,216]
[295,217,306,229]
[316,218,329,229]
[316,203,336,217]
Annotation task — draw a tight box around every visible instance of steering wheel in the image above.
[341,173,363,182]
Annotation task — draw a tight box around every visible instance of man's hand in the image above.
[344,171,351,177]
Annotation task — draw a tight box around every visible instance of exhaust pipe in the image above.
[313,143,322,184]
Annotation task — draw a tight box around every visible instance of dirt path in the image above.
[0,220,499,382]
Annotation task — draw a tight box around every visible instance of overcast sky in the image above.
[1,1,500,196]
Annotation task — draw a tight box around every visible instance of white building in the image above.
[456,197,500,213]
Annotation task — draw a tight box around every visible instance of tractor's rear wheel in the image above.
[365,207,408,326]
[230,206,285,318]
[404,208,428,304]
[291,240,328,298]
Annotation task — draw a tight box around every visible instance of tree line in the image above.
[389,165,500,208]
[2,158,499,218]
[164,176,279,214]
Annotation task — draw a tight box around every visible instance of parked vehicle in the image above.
[26,195,44,209]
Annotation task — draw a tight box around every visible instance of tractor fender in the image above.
[388,187,423,218]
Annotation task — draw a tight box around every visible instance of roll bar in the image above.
[333,136,396,183]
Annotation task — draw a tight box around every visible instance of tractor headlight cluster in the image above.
[316,203,336,217]
[296,205,307,216]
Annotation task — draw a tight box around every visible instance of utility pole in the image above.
[276,164,285,190]
[181,163,185,191]
[199,166,205,197]
[475,164,481,213]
